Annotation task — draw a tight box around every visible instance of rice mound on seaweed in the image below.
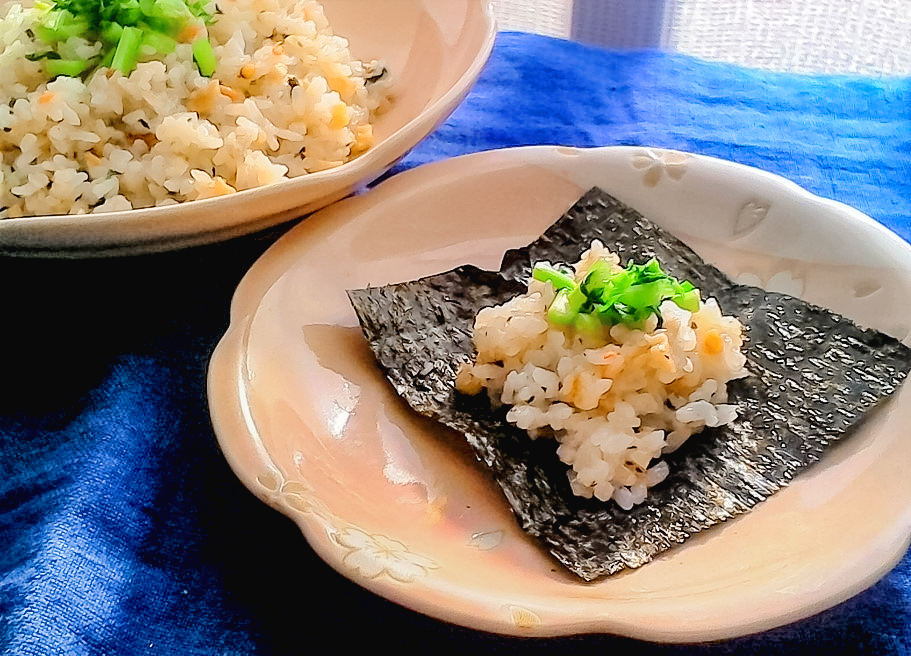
[347,187,911,581]
[456,240,749,509]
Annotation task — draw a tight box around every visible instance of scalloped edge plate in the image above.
[207,146,911,641]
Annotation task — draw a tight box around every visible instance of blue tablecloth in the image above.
[2,32,910,655]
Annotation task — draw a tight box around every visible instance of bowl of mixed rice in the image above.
[0,0,496,256]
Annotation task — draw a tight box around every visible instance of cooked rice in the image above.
[0,0,391,217]
[456,241,749,510]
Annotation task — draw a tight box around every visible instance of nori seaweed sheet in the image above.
[347,187,911,581]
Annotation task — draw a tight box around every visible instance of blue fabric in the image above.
[2,32,910,655]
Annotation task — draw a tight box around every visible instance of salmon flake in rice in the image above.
[456,241,750,509]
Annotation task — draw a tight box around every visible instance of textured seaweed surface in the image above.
[347,188,911,581]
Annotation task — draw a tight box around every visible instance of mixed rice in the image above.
[456,241,749,509]
[0,0,391,216]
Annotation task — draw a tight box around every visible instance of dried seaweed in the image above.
[347,188,911,581]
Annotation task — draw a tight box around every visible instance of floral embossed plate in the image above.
[207,146,911,641]
[0,0,495,257]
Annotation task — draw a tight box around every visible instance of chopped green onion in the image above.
[100,45,116,68]
[532,262,576,291]
[110,25,142,74]
[102,21,124,45]
[547,286,587,325]
[142,29,178,55]
[30,0,217,78]
[572,312,603,335]
[34,9,90,42]
[45,57,91,77]
[674,287,700,312]
[114,0,142,25]
[192,36,216,77]
[579,258,617,299]
[537,255,701,329]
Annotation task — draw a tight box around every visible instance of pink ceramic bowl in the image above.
[0,0,496,257]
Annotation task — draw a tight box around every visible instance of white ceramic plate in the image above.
[0,0,495,258]
[207,146,911,641]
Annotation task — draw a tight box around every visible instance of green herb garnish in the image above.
[30,0,216,78]
[191,34,216,77]
[532,257,700,329]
